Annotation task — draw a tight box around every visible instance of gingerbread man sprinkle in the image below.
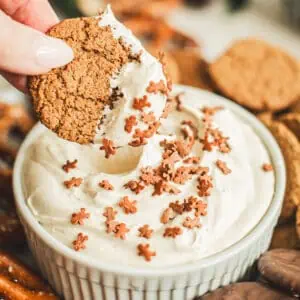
[119,196,138,214]
[99,180,114,191]
[137,243,156,261]
[64,177,83,189]
[71,208,90,225]
[100,138,117,159]
[138,225,153,239]
[72,233,88,251]
[62,159,78,173]
[114,223,130,240]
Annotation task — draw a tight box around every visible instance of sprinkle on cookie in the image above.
[64,177,83,189]
[119,196,138,214]
[100,138,117,159]
[73,233,88,251]
[262,163,273,172]
[124,115,138,133]
[62,159,78,173]
[71,208,90,225]
[138,225,153,239]
[137,243,156,261]
[99,180,114,191]
[216,160,232,175]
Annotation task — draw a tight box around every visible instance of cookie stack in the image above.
[199,248,300,299]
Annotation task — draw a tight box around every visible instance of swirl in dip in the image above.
[22,8,275,268]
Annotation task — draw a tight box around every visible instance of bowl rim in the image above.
[13,85,286,278]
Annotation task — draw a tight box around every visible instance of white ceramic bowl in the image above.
[13,85,286,300]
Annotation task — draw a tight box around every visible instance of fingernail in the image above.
[35,36,74,69]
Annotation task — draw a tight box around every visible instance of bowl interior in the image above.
[13,85,286,277]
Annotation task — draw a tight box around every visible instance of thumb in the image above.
[0,10,73,75]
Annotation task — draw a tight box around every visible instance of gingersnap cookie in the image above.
[258,249,300,295]
[291,100,300,113]
[170,49,214,91]
[210,39,300,112]
[297,207,300,239]
[270,223,300,250]
[29,8,168,147]
[199,282,293,299]
[258,115,300,221]
[279,113,300,140]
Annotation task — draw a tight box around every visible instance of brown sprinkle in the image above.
[194,200,207,217]
[62,159,78,173]
[114,223,130,239]
[71,208,90,225]
[183,217,201,229]
[163,227,183,238]
[106,220,118,233]
[137,243,156,262]
[197,173,213,197]
[100,138,117,159]
[140,167,160,185]
[119,196,138,214]
[124,115,138,133]
[103,207,117,222]
[141,112,156,124]
[138,225,153,239]
[129,137,147,147]
[124,180,145,194]
[133,96,151,111]
[99,180,114,191]
[183,157,200,164]
[147,80,168,95]
[64,177,83,189]
[262,163,273,172]
[72,233,88,251]
[216,160,232,175]
[160,207,176,224]
[201,106,223,116]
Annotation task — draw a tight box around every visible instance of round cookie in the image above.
[198,282,293,299]
[210,39,300,112]
[258,115,300,220]
[270,223,300,250]
[258,249,300,295]
[29,17,130,144]
[170,49,214,91]
[279,113,300,140]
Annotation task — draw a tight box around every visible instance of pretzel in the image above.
[124,15,199,50]
[0,103,35,245]
[0,103,34,197]
[0,250,58,299]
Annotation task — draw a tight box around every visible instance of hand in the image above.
[0,0,74,92]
